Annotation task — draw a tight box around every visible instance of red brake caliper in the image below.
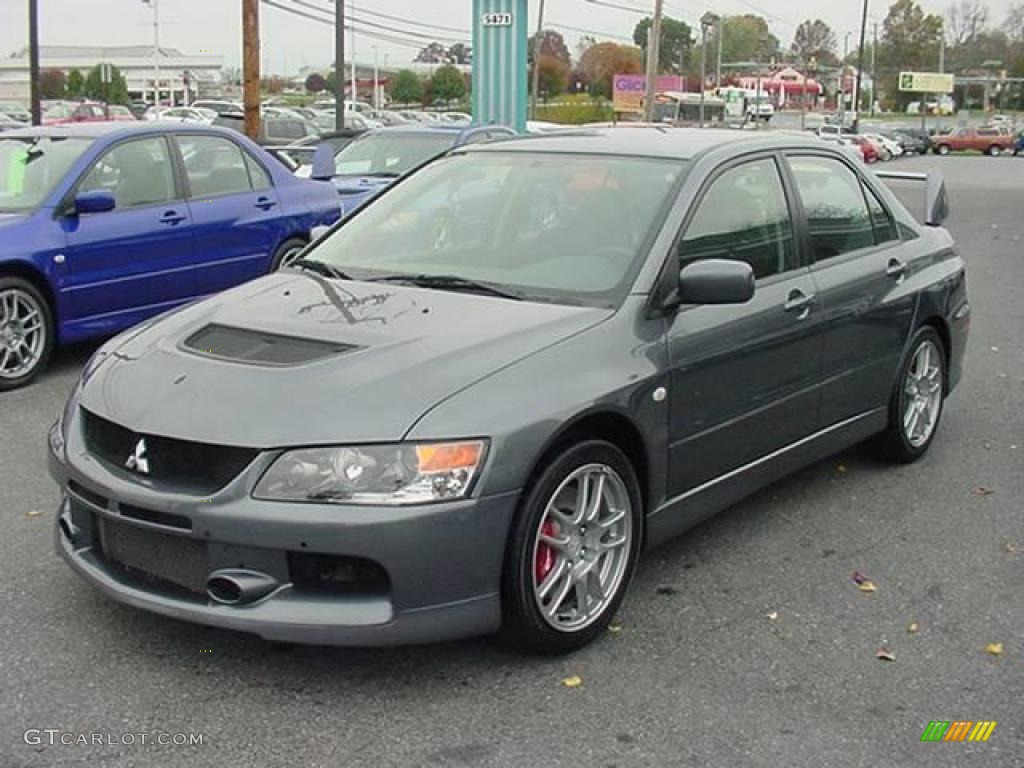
[535,519,557,584]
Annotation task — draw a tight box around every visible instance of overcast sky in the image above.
[2,0,1016,74]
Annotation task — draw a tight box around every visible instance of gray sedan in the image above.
[49,128,968,653]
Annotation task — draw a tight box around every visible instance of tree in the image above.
[389,68,424,105]
[39,68,66,99]
[304,72,326,93]
[946,0,989,47]
[579,42,643,99]
[84,64,129,104]
[430,64,466,104]
[791,19,838,65]
[414,42,449,64]
[720,14,780,64]
[66,69,85,99]
[633,16,694,74]
[879,0,945,107]
[530,29,571,65]
[535,54,570,99]
[447,43,472,65]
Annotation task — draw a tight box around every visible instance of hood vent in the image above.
[183,324,358,366]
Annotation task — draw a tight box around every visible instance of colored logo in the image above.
[920,721,997,742]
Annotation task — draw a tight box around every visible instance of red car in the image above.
[43,101,135,125]
[932,126,1014,156]
[848,136,878,163]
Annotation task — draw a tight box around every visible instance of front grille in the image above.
[95,515,207,595]
[81,409,259,494]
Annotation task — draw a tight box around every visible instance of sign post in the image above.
[472,0,528,132]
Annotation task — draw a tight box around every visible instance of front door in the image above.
[174,133,284,294]
[665,155,824,498]
[63,135,196,338]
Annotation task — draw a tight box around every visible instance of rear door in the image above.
[782,152,916,426]
[63,135,196,334]
[665,155,824,497]
[173,132,286,294]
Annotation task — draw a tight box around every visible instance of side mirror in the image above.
[311,142,335,181]
[310,225,331,242]
[924,170,949,227]
[74,189,116,214]
[674,259,755,306]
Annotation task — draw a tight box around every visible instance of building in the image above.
[0,45,224,104]
[736,66,823,109]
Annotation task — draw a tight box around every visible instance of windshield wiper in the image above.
[369,273,523,300]
[288,257,351,280]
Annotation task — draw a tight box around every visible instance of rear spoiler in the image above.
[874,169,949,227]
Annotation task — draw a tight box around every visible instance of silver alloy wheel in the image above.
[902,339,943,448]
[0,288,45,380]
[277,244,305,270]
[531,463,632,632]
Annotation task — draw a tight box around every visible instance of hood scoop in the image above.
[183,324,358,366]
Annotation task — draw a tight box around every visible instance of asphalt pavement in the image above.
[1,154,1021,768]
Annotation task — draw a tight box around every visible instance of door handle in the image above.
[783,289,815,317]
[255,197,277,210]
[159,211,186,225]
[885,258,907,280]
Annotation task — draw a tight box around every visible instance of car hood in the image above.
[0,212,30,235]
[331,174,395,213]
[79,273,612,448]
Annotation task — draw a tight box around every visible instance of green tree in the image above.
[535,54,570,99]
[38,68,66,99]
[720,14,780,64]
[84,64,129,105]
[879,0,944,107]
[430,64,466,104]
[388,68,424,105]
[66,69,85,99]
[791,19,838,65]
[633,16,694,74]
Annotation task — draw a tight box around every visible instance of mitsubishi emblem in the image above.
[125,438,150,475]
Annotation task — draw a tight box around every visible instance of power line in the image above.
[289,0,469,44]
[260,0,436,50]
[548,20,633,43]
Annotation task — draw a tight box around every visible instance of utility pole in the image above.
[530,0,547,120]
[853,0,869,131]
[699,12,720,127]
[870,22,877,117]
[242,0,260,140]
[349,0,356,104]
[335,0,345,128]
[28,0,40,125]
[715,15,725,89]
[643,0,663,122]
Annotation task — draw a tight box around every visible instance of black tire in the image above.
[872,326,946,464]
[936,144,951,155]
[269,237,308,271]
[986,145,1001,157]
[500,440,643,654]
[0,276,54,392]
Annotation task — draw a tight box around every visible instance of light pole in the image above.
[642,0,664,123]
[142,0,160,105]
[372,46,380,110]
[853,0,869,131]
[699,12,719,127]
[334,0,345,129]
[530,0,547,120]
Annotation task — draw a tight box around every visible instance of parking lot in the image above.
[1,153,1021,767]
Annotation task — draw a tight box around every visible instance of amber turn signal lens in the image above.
[416,441,485,473]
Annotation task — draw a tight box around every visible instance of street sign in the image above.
[481,11,513,26]
[899,72,954,93]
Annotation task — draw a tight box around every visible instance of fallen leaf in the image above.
[1005,541,1018,554]
[655,586,679,596]
[984,643,1004,656]
[876,647,896,662]
[766,611,779,621]
[907,622,919,634]
[857,581,878,593]
[608,624,623,634]
[990,346,999,352]
[971,486,994,496]
[852,571,869,585]
[561,675,583,688]
[25,510,42,518]
[983,440,993,450]
[837,464,847,473]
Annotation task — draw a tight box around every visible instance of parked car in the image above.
[1014,131,1024,155]
[48,128,967,652]
[313,124,516,215]
[0,101,31,123]
[45,102,136,125]
[848,135,879,163]
[883,129,929,155]
[273,129,366,176]
[439,111,472,125]
[862,133,902,160]
[191,100,244,118]
[0,114,23,132]
[368,109,413,126]
[932,126,1014,155]
[816,135,864,163]
[147,106,217,124]
[0,122,343,389]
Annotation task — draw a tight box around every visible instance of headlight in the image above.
[253,440,487,505]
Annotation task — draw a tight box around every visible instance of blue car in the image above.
[0,122,341,389]
[312,124,515,215]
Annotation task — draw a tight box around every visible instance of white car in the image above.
[146,106,217,124]
[817,135,864,164]
[863,133,903,160]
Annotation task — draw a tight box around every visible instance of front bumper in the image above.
[49,419,519,646]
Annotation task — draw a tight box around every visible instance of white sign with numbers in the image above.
[482,12,513,26]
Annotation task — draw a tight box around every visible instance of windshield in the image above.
[310,151,686,306]
[333,133,456,176]
[0,137,92,212]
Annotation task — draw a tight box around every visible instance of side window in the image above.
[177,135,252,198]
[864,184,898,244]
[679,158,798,280]
[244,153,272,190]
[78,137,176,208]
[788,156,875,261]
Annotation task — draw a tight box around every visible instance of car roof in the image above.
[459,127,824,161]
[364,124,466,136]
[0,122,248,141]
